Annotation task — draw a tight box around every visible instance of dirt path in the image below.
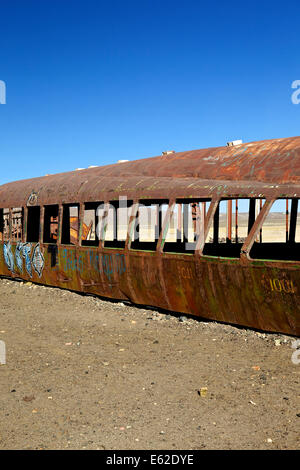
[0,278,299,450]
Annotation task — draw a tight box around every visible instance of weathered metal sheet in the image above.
[1,136,300,208]
[0,136,299,336]
[0,242,299,335]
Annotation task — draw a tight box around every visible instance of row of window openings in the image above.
[0,199,300,260]
[0,205,79,245]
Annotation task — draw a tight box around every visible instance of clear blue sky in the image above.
[0,0,300,185]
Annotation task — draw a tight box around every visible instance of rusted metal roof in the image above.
[1,136,300,207]
[82,136,300,182]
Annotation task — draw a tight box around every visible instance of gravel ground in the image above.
[0,277,299,450]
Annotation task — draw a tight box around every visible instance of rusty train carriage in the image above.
[0,136,300,336]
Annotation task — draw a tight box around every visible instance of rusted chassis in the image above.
[0,136,300,336]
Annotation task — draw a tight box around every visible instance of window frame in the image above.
[200,197,266,260]
[43,204,60,245]
[61,203,80,246]
[162,199,210,255]
[128,199,169,253]
[247,197,300,262]
[26,206,41,243]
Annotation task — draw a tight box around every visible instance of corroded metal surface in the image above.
[1,136,300,208]
[0,136,299,336]
[0,243,299,336]
[93,136,300,183]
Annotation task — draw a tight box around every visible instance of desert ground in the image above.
[0,277,299,450]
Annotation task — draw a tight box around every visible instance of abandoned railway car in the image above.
[0,136,300,336]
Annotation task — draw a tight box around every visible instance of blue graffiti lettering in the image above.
[60,249,126,281]
[32,243,45,277]
[62,249,84,273]
[102,254,114,281]
[22,243,32,277]
[115,253,126,275]
[3,242,14,272]
[15,242,23,273]
[87,251,126,280]
[3,242,45,278]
